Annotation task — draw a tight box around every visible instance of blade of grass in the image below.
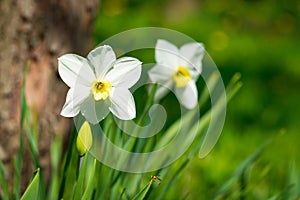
[73,154,90,200]
[23,113,47,200]
[268,184,294,200]
[81,159,97,200]
[13,62,29,200]
[98,168,122,200]
[19,62,46,199]
[198,71,219,108]
[23,113,39,168]
[156,158,190,200]
[59,127,80,199]
[282,162,300,200]
[267,194,281,200]
[0,160,10,200]
[212,141,269,198]
[118,187,127,200]
[20,168,40,200]
[198,75,242,158]
[47,133,63,200]
[131,178,155,200]
[94,118,121,200]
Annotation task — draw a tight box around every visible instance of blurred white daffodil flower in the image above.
[58,45,142,124]
[148,39,205,109]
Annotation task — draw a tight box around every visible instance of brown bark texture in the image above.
[0,0,99,192]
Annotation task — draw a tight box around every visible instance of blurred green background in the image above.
[93,0,300,199]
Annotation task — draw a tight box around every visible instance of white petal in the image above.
[175,81,198,109]
[76,60,97,87]
[148,64,175,102]
[94,100,110,122]
[105,57,142,88]
[109,88,136,120]
[179,42,205,74]
[60,88,80,117]
[148,64,174,83]
[80,95,97,124]
[60,83,90,117]
[154,79,174,102]
[58,54,86,87]
[87,45,116,79]
[190,69,201,81]
[155,39,179,68]
[73,82,91,106]
[80,95,110,124]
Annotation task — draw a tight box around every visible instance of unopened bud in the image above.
[76,121,92,156]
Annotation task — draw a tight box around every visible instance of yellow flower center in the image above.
[91,80,112,101]
[173,66,191,87]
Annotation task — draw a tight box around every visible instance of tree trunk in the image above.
[0,0,99,191]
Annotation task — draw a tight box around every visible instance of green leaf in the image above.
[58,127,79,199]
[0,160,10,200]
[131,178,154,200]
[97,166,118,200]
[13,62,29,200]
[155,106,197,149]
[24,113,39,168]
[20,61,30,125]
[281,162,300,200]
[212,141,270,198]
[198,73,242,158]
[73,153,93,200]
[198,71,219,107]
[20,168,40,200]
[118,187,127,200]
[19,62,46,199]
[156,159,189,200]
[47,134,63,200]
[81,159,97,199]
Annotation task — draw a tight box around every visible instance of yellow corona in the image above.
[173,66,191,87]
[91,80,112,101]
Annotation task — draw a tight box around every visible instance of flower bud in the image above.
[76,121,92,156]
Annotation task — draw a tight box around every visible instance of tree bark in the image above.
[0,0,99,191]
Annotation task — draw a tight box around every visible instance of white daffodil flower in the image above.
[58,45,142,124]
[148,39,205,109]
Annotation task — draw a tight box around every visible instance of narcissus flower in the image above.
[148,39,204,109]
[58,45,142,124]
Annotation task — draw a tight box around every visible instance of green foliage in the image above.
[93,0,300,135]
[0,61,243,200]
[20,169,40,200]
[131,179,154,200]
[92,0,300,198]
[212,142,268,199]
[12,62,28,200]
[1,1,299,199]
[0,161,10,200]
